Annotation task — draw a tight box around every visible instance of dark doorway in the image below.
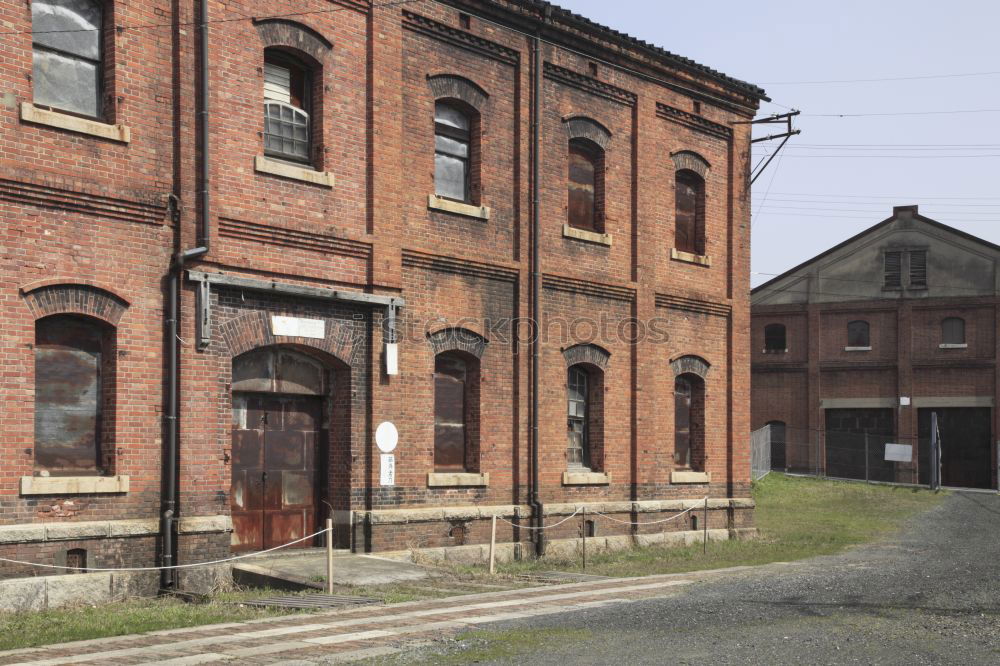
[824,408,895,481]
[767,421,786,471]
[918,408,992,489]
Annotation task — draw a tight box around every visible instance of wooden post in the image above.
[864,431,870,483]
[488,514,497,575]
[325,518,334,595]
[702,497,708,555]
[581,507,587,570]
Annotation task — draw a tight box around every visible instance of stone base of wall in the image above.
[378,527,758,566]
[0,570,158,613]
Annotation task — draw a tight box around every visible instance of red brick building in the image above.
[752,206,1000,491]
[1,0,765,595]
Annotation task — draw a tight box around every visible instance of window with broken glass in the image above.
[568,139,601,231]
[434,353,468,471]
[32,0,104,118]
[263,52,311,163]
[434,101,472,202]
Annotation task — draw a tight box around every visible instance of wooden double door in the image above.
[231,393,324,552]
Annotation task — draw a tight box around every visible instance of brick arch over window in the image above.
[670,354,710,379]
[671,150,710,179]
[427,327,488,359]
[254,18,333,62]
[562,343,610,370]
[563,116,612,151]
[21,283,129,326]
[427,74,489,111]
[218,312,356,367]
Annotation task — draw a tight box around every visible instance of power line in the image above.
[770,192,1000,201]
[804,108,1000,118]
[757,204,1000,218]
[760,70,1000,85]
[755,153,1000,159]
[762,197,1000,209]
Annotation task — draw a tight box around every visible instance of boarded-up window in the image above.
[675,374,706,470]
[34,315,109,473]
[32,0,103,118]
[909,250,927,287]
[263,52,311,163]
[568,139,601,231]
[942,317,965,345]
[764,323,787,352]
[434,101,472,202]
[434,353,468,471]
[675,170,705,255]
[567,365,589,468]
[847,320,870,348]
[884,251,902,288]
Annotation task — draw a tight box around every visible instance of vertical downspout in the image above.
[529,31,544,556]
[162,0,211,589]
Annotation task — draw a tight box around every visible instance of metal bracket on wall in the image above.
[196,279,211,350]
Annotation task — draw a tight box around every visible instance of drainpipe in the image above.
[162,0,211,589]
[529,31,544,557]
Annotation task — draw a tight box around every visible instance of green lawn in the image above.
[477,474,947,578]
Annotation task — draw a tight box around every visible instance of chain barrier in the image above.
[0,526,332,572]
[593,497,707,526]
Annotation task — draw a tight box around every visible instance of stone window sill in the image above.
[255,155,334,187]
[20,475,129,495]
[428,195,491,220]
[762,348,788,354]
[939,343,968,349]
[21,102,130,143]
[563,224,612,246]
[844,346,872,352]
[562,471,610,486]
[671,470,710,484]
[427,472,489,487]
[670,248,711,266]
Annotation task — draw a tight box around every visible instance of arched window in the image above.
[32,0,104,118]
[766,420,786,471]
[764,324,787,352]
[263,50,312,163]
[434,101,473,202]
[675,170,705,255]
[568,138,604,232]
[35,314,112,473]
[847,320,870,348]
[567,365,590,468]
[434,352,479,471]
[675,374,705,471]
[942,317,965,345]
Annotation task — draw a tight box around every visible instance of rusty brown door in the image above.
[231,394,322,552]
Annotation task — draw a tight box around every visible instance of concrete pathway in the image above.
[0,569,740,665]
[236,549,430,588]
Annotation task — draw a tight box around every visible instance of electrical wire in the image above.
[760,70,1000,85]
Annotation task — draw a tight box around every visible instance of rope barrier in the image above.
[594,497,707,526]
[0,527,331,572]
[496,508,580,530]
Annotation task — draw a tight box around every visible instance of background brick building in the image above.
[1,0,764,592]
[752,205,1000,491]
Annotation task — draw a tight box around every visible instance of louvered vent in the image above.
[909,250,927,287]
[884,251,902,288]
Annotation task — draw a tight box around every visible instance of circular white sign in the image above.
[375,421,399,453]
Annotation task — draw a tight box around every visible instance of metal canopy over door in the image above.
[231,349,327,552]
[918,408,992,489]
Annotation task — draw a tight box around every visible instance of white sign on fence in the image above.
[380,454,395,486]
[884,443,912,463]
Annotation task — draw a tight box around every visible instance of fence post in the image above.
[864,432,870,483]
[488,514,497,575]
[702,496,708,554]
[325,518,334,595]
[581,507,587,571]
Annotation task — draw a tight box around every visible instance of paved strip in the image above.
[1,576,705,666]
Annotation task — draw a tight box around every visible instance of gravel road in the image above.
[397,491,1000,665]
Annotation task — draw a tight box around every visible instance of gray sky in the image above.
[556,0,1000,287]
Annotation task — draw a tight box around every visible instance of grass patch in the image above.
[465,474,946,579]
[364,628,592,665]
[0,588,299,652]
